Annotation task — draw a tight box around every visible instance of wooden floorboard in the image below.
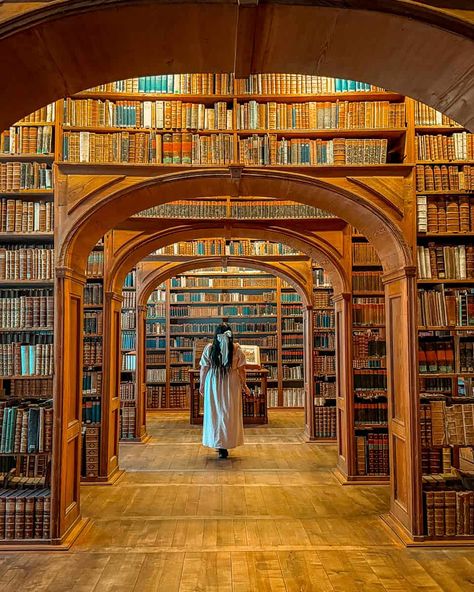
[2,410,474,591]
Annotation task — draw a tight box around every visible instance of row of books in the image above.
[314,356,335,374]
[314,310,334,328]
[146,385,166,409]
[86,74,380,96]
[424,490,474,536]
[0,342,54,376]
[122,353,136,372]
[120,382,135,402]
[0,126,53,155]
[83,337,102,366]
[423,401,474,446]
[352,297,385,325]
[121,331,136,350]
[235,100,405,130]
[82,399,101,424]
[238,136,389,166]
[420,376,453,396]
[0,489,51,540]
[414,103,459,127]
[354,402,388,425]
[266,388,280,408]
[419,339,454,374]
[146,368,166,383]
[155,240,298,256]
[313,292,333,308]
[353,331,386,360]
[459,342,474,372]
[281,365,303,380]
[170,321,277,334]
[171,276,276,288]
[352,242,381,265]
[416,164,474,191]
[315,381,337,400]
[168,291,275,303]
[82,370,101,395]
[0,290,53,329]
[281,349,304,362]
[63,98,232,130]
[170,304,277,317]
[421,448,451,475]
[146,303,166,317]
[416,133,473,162]
[313,269,332,288]
[417,244,474,280]
[63,130,234,165]
[8,378,53,399]
[314,332,335,349]
[0,199,54,233]
[281,388,305,407]
[282,304,303,316]
[146,321,165,336]
[282,334,303,346]
[82,426,99,478]
[121,310,136,329]
[417,195,473,234]
[122,289,135,308]
[282,318,303,332]
[84,311,103,335]
[0,245,54,280]
[352,272,383,293]
[0,400,53,454]
[356,433,389,476]
[353,370,387,391]
[86,251,104,278]
[84,282,103,306]
[314,407,337,438]
[417,287,474,327]
[0,162,53,191]
[17,104,55,124]
[167,386,189,409]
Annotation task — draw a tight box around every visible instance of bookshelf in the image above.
[415,100,474,540]
[120,269,137,440]
[351,231,389,481]
[81,241,104,482]
[0,104,56,542]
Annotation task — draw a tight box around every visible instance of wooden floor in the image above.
[1,410,474,591]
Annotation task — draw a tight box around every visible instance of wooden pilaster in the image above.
[303,304,315,441]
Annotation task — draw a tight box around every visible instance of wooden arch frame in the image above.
[134,255,316,440]
[0,1,472,130]
[55,167,420,545]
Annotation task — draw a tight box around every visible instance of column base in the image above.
[81,468,125,486]
[381,513,474,547]
[120,433,151,444]
[0,517,91,551]
[333,467,389,486]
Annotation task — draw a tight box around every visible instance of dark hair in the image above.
[209,322,234,372]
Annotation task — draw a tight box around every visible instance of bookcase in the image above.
[351,232,388,481]
[120,269,137,441]
[312,267,337,441]
[57,73,408,167]
[0,103,56,542]
[81,240,104,481]
[414,100,474,539]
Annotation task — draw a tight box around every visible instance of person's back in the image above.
[199,323,250,458]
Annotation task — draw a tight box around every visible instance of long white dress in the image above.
[200,343,246,449]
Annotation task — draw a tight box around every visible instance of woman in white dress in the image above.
[200,323,250,458]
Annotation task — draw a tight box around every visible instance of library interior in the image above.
[0,1,474,590]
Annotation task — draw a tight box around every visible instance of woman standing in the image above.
[200,323,250,458]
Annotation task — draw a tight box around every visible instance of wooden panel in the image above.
[389,295,405,423]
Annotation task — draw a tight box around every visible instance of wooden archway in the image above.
[0,2,472,129]
[55,168,420,545]
[134,255,317,441]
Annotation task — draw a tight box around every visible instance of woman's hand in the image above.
[243,385,251,396]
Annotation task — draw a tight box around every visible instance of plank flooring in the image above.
[1,410,474,591]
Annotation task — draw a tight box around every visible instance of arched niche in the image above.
[0,2,472,129]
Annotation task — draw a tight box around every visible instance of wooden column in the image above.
[333,292,354,481]
[303,304,315,441]
[53,266,86,541]
[101,290,122,475]
[135,304,148,440]
[382,266,423,541]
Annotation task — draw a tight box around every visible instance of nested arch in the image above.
[137,257,314,308]
[105,223,348,296]
[61,168,411,277]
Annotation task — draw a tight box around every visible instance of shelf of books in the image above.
[56,73,408,167]
[350,232,389,481]
[145,280,168,410]
[120,269,138,440]
[312,267,337,441]
[81,241,104,482]
[0,103,56,543]
[415,101,474,540]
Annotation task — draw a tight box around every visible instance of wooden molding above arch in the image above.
[56,166,412,278]
[136,256,314,308]
[101,221,351,296]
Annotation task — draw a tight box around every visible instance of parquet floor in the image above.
[1,410,474,591]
